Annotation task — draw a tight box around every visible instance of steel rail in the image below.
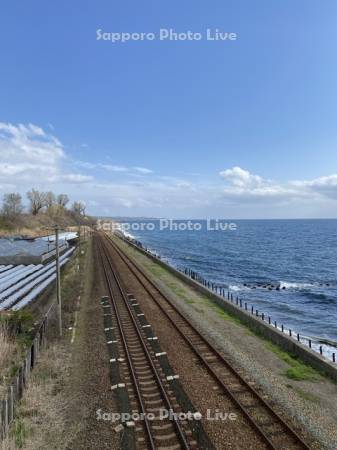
[97,237,156,449]
[97,235,191,450]
[104,233,311,450]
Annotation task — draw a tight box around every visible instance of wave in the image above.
[123,231,137,240]
[279,281,314,290]
[229,285,242,292]
[300,291,337,304]
[113,223,138,241]
[229,284,250,292]
[229,280,337,292]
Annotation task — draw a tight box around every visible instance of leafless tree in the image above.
[72,201,86,216]
[2,193,23,218]
[45,191,56,209]
[27,189,46,215]
[57,194,69,208]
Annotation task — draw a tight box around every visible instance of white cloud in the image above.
[99,164,129,172]
[1,123,337,218]
[0,122,64,167]
[133,167,153,174]
[75,161,153,175]
[0,122,91,186]
[296,174,337,199]
[219,167,295,203]
[217,166,337,216]
[58,174,94,183]
[94,163,153,174]
[220,166,265,189]
[75,161,96,170]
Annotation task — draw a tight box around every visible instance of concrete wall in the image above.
[119,236,337,382]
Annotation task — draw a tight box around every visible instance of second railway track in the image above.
[100,232,312,450]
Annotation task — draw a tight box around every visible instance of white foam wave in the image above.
[279,281,314,290]
[114,224,137,240]
[229,284,249,292]
[123,231,137,240]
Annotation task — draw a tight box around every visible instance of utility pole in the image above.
[78,223,81,251]
[45,225,63,337]
[55,225,62,337]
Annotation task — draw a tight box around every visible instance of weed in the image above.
[295,388,320,403]
[265,342,320,381]
[14,419,27,448]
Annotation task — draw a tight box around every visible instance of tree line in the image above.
[0,189,87,224]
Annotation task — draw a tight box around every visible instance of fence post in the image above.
[0,304,53,441]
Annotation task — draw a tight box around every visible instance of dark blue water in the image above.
[119,219,337,341]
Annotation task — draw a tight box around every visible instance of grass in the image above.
[2,345,72,450]
[0,322,16,393]
[201,297,244,326]
[286,384,320,403]
[295,388,321,403]
[0,326,24,445]
[0,322,14,368]
[145,260,199,303]
[265,341,321,381]
[1,310,35,355]
[13,420,27,448]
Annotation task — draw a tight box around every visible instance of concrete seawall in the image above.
[118,235,337,382]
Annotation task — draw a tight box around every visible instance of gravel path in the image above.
[62,238,122,449]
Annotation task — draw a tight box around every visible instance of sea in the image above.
[114,219,337,344]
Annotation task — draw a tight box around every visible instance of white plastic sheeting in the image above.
[0,265,35,285]
[42,232,78,242]
[0,265,24,280]
[0,266,45,300]
[11,258,70,311]
[0,265,13,273]
[0,247,75,310]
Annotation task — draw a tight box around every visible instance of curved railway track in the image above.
[97,235,196,450]
[102,232,312,450]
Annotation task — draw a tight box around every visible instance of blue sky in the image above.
[0,1,337,218]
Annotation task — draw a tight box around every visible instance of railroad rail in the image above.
[102,232,312,450]
[96,235,195,450]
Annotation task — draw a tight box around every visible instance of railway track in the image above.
[97,235,197,450]
[102,232,312,450]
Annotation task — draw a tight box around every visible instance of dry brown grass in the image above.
[0,322,15,370]
[0,436,16,450]
[1,344,77,450]
[0,210,91,238]
[0,322,16,400]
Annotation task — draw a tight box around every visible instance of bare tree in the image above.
[45,191,56,209]
[72,201,86,216]
[27,189,46,215]
[57,194,69,208]
[2,193,23,218]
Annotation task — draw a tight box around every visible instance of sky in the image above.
[0,0,337,218]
